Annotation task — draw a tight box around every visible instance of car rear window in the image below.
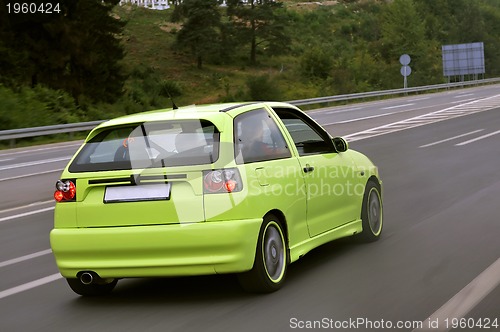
[69,120,220,172]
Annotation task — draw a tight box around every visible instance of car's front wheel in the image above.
[238,215,288,293]
[66,278,118,296]
[357,180,383,242]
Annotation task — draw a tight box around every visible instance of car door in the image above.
[273,108,360,238]
[229,108,309,240]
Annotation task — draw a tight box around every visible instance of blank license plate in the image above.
[104,183,171,203]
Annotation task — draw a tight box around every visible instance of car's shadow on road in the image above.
[70,237,366,306]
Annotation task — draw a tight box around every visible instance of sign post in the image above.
[399,54,411,89]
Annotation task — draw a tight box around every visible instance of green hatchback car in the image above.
[50,101,383,296]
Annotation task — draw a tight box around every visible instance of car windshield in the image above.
[69,119,220,172]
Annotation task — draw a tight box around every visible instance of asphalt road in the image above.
[1,85,499,331]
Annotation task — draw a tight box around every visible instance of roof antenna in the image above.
[171,98,179,110]
[166,89,178,110]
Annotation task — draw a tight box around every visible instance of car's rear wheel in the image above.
[357,180,383,242]
[238,214,288,293]
[66,278,118,296]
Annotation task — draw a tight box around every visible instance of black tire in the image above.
[238,215,288,293]
[357,180,383,242]
[66,278,118,296]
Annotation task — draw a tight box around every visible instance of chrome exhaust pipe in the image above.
[80,272,94,285]
[79,271,108,285]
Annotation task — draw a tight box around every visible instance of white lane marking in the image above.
[454,93,475,98]
[407,97,430,102]
[0,157,71,171]
[327,112,396,125]
[0,142,82,157]
[0,158,15,163]
[456,129,500,146]
[323,105,437,126]
[345,94,500,142]
[450,98,477,104]
[0,168,63,182]
[309,106,365,115]
[0,207,54,223]
[381,103,415,110]
[419,130,484,148]
[311,96,443,117]
[324,107,363,114]
[313,98,453,119]
[0,249,52,268]
[0,201,53,215]
[0,273,62,300]
[413,258,500,332]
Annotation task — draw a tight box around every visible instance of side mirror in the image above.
[332,137,349,153]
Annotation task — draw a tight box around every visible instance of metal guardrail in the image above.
[288,77,500,106]
[0,120,105,148]
[1,78,500,147]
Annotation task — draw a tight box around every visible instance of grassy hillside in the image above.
[115,0,500,109]
[114,2,342,107]
[2,0,500,134]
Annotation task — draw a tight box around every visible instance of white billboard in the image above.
[442,42,485,77]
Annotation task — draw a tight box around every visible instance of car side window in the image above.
[234,108,291,164]
[274,108,334,156]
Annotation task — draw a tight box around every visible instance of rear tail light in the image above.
[54,179,76,202]
[203,168,242,194]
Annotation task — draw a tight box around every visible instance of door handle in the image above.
[303,165,315,173]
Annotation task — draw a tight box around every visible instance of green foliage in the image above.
[227,0,290,64]
[159,80,183,98]
[300,46,333,79]
[175,0,222,69]
[381,0,426,56]
[118,63,182,113]
[0,85,81,130]
[246,75,283,101]
[0,0,125,103]
[2,0,500,133]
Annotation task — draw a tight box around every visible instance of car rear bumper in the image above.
[50,218,262,279]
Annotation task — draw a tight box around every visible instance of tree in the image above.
[0,0,125,103]
[170,0,185,22]
[380,0,427,60]
[176,0,221,69]
[414,0,500,78]
[379,0,440,86]
[300,46,333,80]
[227,0,290,65]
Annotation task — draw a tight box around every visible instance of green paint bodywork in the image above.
[50,102,382,279]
